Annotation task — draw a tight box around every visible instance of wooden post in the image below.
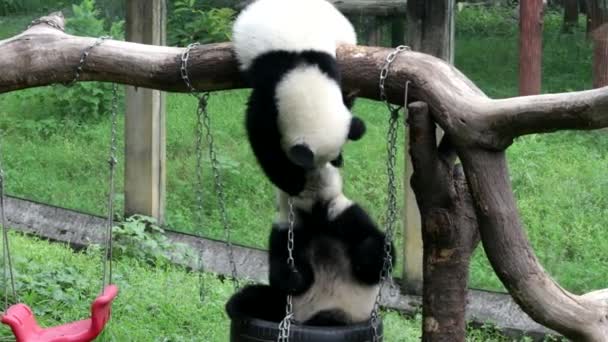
[587,0,608,88]
[519,0,544,95]
[391,16,406,46]
[403,0,455,295]
[366,16,383,46]
[125,0,167,222]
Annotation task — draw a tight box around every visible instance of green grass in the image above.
[0,6,605,340]
[0,233,536,341]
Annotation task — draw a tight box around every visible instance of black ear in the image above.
[342,89,359,109]
[348,117,366,141]
[288,144,315,169]
[330,153,344,168]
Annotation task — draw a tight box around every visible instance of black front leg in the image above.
[268,224,314,295]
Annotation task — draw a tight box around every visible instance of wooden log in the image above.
[235,0,408,16]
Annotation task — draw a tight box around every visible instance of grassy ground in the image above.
[0,233,532,341]
[0,6,605,340]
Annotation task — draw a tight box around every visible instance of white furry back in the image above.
[232,0,357,70]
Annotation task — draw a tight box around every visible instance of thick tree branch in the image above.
[1,13,607,151]
[458,148,608,341]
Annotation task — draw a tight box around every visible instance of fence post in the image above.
[403,0,455,295]
[124,0,167,223]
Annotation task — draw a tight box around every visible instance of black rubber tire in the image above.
[230,316,383,342]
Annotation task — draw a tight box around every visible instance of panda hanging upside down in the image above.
[232,0,366,196]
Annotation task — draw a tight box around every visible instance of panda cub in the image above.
[269,164,393,326]
[232,0,366,196]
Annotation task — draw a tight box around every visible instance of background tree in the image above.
[586,0,608,87]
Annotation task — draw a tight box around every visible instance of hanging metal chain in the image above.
[181,43,239,290]
[0,131,17,311]
[370,45,410,342]
[65,36,117,291]
[102,82,119,291]
[379,45,410,114]
[194,93,207,302]
[66,36,112,87]
[278,198,296,342]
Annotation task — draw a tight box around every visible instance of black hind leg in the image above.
[225,284,286,322]
[269,224,315,295]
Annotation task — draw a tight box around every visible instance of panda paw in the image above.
[330,153,344,167]
[348,116,366,141]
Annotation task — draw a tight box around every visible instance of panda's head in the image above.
[276,66,366,170]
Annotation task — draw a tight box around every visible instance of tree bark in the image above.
[408,102,479,342]
[457,148,608,341]
[563,0,580,33]
[519,0,544,95]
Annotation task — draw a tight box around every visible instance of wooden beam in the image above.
[402,0,456,295]
[235,0,407,16]
[124,0,167,222]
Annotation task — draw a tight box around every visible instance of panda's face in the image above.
[276,65,353,169]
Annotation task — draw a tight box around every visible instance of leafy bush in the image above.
[0,0,21,16]
[169,0,235,46]
[456,6,518,37]
[17,0,125,122]
[112,215,193,266]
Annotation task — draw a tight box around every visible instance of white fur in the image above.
[232,0,357,71]
[292,239,378,323]
[275,66,352,166]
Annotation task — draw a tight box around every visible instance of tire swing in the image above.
[1,36,119,342]
[226,45,411,342]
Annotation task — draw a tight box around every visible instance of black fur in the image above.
[268,201,394,325]
[348,117,366,141]
[244,50,365,196]
[225,284,286,323]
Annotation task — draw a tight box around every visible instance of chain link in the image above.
[27,18,64,31]
[370,45,410,342]
[379,45,410,114]
[180,43,239,290]
[63,36,116,290]
[0,131,17,311]
[278,198,296,342]
[102,81,119,291]
[66,36,112,86]
[195,92,207,302]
